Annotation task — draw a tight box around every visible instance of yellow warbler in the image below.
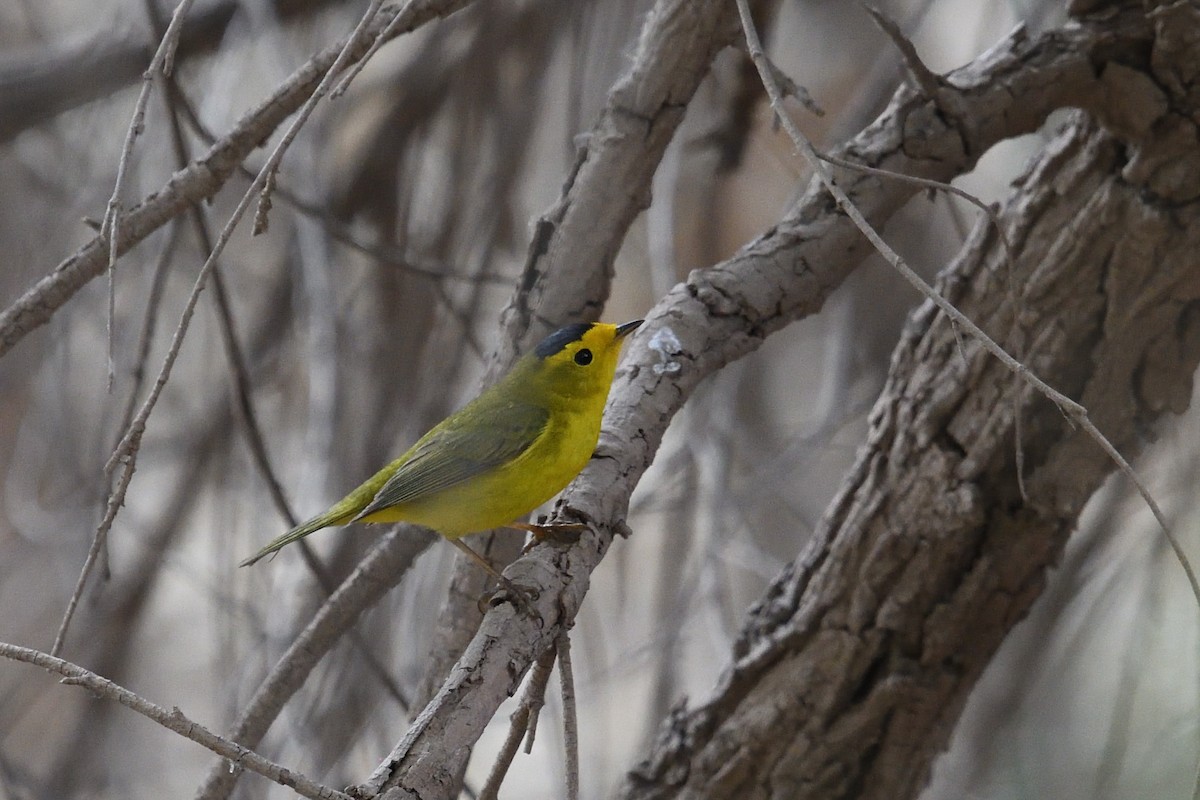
[240,320,642,598]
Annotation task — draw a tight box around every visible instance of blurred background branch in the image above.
[1,1,1199,800]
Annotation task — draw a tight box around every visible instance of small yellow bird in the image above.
[240,320,642,598]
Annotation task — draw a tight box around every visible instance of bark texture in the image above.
[343,4,1195,796]
[413,0,755,720]
[621,5,1200,797]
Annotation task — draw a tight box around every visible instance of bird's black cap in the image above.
[533,320,642,359]
[535,323,592,358]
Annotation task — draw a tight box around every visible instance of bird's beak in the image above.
[615,319,643,339]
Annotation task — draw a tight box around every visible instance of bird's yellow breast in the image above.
[363,397,602,537]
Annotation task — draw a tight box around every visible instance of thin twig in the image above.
[734,0,1200,613]
[103,218,180,581]
[0,642,352,800]
[816,146,1030,501]
[556,629,579,800]
[52,0,400,658]
[522,672,549,755]
[149,45,300,533]
[480,647,558,800]
[112,222,180,447]
[331,4,418,98]
[194,526,435,800]
[816,151,1011,254]
[1014,372,1029,500]
[252,0,388,235]
[861,5,943,100]
[52,445,140,656]
[101,0,197,389]
[166,75,510,285]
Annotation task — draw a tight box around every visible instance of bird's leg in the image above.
[449,538,537,615]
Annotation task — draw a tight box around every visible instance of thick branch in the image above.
[358,4,1165,795]
[412,0,753,730]
[622,5,1200,799]
[623,110,1200,797]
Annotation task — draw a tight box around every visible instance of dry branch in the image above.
[623,110,1200,798]
[355,4,1180,796]
[0,0,473,360]
[193,526,436,800]
[413,0,754,718]
[0,642,351,800]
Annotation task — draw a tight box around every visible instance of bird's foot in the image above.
[449,538,540,618]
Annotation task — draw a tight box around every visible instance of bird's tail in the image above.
[238,509,353,567]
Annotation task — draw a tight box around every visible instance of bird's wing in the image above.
[360,399,549,514]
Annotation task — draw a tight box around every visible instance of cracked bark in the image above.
[411,0,755,745]
[352,3,1200,799]
[620,6,1200,797]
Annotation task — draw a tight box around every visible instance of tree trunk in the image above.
[621,17,1200,793]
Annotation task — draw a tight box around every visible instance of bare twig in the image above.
[815,147,1030,501]
[194,526,435,800]
[480,647,558,800]
[101,0,197,388]
[52,446,140,656]
[816,151,1001,241]
[112,222,180,447]
[557,630,579,800]
[162,79,511,286]
[522,649,553,754]
[51,0,400,658]
[0,642,352,800]
[331,1,418,98]
[251,0,387,234]
[733,0,1200,612]
[861,5,943,100]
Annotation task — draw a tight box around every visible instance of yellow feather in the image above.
[238,320,641,568]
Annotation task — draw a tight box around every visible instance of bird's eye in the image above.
[574,348,593,366]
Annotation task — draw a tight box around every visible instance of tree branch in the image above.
[0,0,474,360]
[412,0,753,721]
[357,4,1168,795]
[0,642,352,800]
[623,109,1200,798]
